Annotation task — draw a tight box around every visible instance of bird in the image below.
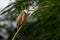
[16,8,29,28]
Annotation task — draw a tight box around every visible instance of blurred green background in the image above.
[0,0,60,40]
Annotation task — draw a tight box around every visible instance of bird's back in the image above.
[16,12,26,28]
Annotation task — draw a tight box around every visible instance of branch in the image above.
[12,25,23,40]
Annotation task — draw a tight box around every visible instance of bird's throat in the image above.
[24,10,28,14]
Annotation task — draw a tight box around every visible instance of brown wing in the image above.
[20,13,26,25]
[16,13,23,27]
[16,13,26,28]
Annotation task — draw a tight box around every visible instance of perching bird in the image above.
[16,8,29,28]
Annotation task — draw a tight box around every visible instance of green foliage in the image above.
[0,0,60,40]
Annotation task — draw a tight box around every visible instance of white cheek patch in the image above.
[24,10,28,14]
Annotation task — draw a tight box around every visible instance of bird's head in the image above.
[23,7,29,14]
